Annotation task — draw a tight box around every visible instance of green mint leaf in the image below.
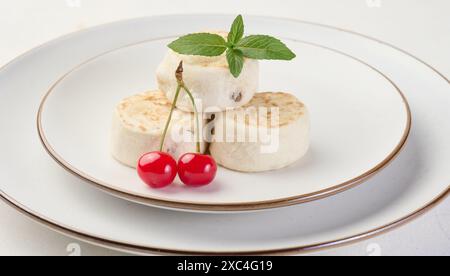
[168,33,227,56]
[226,49,244,78]
[236,35,296,60]
[227,15,244,45]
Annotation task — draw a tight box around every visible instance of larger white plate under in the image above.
[37,36,410,210]
[0,15,449,254]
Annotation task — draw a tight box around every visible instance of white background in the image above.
[1,0,449,256]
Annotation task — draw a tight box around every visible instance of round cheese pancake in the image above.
[210,92,310,172]
[156,32,259,112]
[111,90,206,168]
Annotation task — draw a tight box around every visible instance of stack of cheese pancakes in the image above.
[111,32,310,172]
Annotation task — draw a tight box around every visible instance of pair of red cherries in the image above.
[138,151,217,188]
[138,62,217,188]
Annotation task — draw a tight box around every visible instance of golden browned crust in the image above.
[225,92,306,128]
[115,90,172,133]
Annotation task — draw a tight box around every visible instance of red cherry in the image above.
[137,152,177,188]
[178,153,217,186]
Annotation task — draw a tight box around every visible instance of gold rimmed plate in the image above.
[2,15,448,255]
[37,35,411,212]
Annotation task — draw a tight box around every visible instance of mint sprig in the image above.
[167,15,296,78]
[226,49,245,78]
[236,35,296,60]
[168,33,227,56]
[227,15,244,45]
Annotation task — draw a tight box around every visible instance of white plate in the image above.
[0,15,449,255]
[37,36,410,212]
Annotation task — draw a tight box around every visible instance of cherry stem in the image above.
[159,84,182,152]
[160,61,201,154]
[181,84,201,154]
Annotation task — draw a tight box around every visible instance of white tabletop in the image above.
[1,0,449,256]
